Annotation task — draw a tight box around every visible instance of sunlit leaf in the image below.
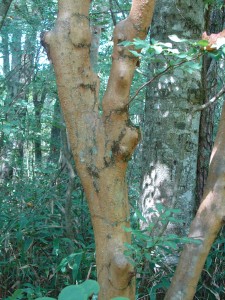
[168,35,187,43]
[35,298,56,300]
[197,39,209,47]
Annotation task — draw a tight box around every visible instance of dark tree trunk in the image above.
[196,5,225,205]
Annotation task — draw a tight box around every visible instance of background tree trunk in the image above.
[0,0,13,31]
[33,88,46,165]
[196,5,225,205]
[49,99,61,163]
[140,0,204,234]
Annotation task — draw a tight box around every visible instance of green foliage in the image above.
[58,280,99,300]
[111,298,129,300]
[34,280,100,300]
[125,204,202,298]
[121,33,225,78]
[0,172,95,298]
[120,35,202,73]
[5,284,44,300]
[0,181,95,299]
[35,298,56,300]
[204,0,225,10]
[0,1,224,299]
[195,229,225,299]
[36,297,56,300]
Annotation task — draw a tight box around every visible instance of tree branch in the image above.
[193,84,225,113]
[128,55,202,106]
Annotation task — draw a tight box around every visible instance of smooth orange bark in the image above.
[44,1,155,299]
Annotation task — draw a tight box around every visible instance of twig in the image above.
[192,84,225,113]
[86,263,96,280]
[128,55,201,106]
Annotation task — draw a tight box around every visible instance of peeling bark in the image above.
[44,1,155,299]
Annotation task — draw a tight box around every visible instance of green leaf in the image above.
[57,252,83,274]
[23,238,34,252]
[153,45,163,54]
[208,51,222,60]
[189,238,202,245]
[206,256,212,269]
[123,226,132,232]
[185,61,201,70]
[166,234,179,239]
[71,253,83,281]
[58,285,85,300]
[80,280,100,295]
[58,281,100,300]
[149,277,170,299]
[176,53,188,58]
[197,39,209,47]
[134,209,147,223]
[157,42,172,48]
[2,123,12,134]
[147,239,155,248]
[35,298,56,300]
[124,242,134,250]
[8,289,24,300]
[129,50,140,57]
[166,48,180,54]
[118,41,132,47]
[170,208,181,214]
[168,35,187,43]
[53,238,59,256]
[133,38,148,49]
[163,241,178,250]
[144,252,152,261]
[167,217,183,223]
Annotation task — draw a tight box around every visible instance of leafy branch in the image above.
[121,34,225,108]
[128,54,202,105]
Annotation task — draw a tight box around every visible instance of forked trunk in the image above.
[43,1,155,298]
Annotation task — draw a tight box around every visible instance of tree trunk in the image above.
[43,1,155,299]
[33,88,46,165]
[0,31,10,153]
[196,5,225,205]
[165,100,225,299]
[140,0,204,235]
[49,99,61,163]
[0,0,13,31]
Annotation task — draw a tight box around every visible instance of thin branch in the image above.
[109,0,117,26]
[128,55,201,106]
[114,0,126,19]
[192,84,225,113]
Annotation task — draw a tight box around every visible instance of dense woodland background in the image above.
[0,0,225,299]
